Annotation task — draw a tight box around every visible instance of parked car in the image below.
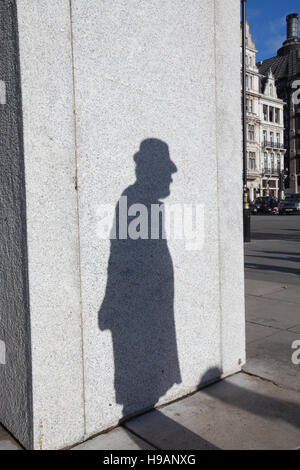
[278,194,300,215]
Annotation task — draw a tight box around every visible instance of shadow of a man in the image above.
[99,138,181,419]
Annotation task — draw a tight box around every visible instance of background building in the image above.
[241,22,286,201]
[258,13,300,194]
[260,71,285,198]
[242,22,261,201]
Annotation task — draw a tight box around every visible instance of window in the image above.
[248,125,255,141]
[246,99,253,113]
[270,132,274,145]
[269,107,274,122]
[249,152,256,170]
[263,130,267,145]
[263,105,268,121]
[276,133,280,147]
[270,154,274,173]
[246,75,253,90]
[269,83,273,96]
[277,154,281,170]
[275,108,280,124]
[264,153,268,170]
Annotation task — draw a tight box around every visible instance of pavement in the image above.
[1,215,300,450]
[244,215,300,394]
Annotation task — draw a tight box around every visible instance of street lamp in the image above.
[241,0,251,242]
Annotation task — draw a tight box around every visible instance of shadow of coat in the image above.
[99,138,181,418]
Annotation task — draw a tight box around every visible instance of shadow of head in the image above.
[134,138,177,200]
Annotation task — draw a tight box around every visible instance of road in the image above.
[245,215,300,285]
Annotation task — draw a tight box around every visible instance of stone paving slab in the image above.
[245,269,300,286]
[0,425,22,450]
[125,373,300,450]
[246,295,300,330]
[289,325,300,334]
[244,330,300,393]
[244,279,285,297]
[72,427,154,450]
[246,322,278,344]
[263,285,300,305]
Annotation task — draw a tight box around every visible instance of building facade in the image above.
[258,13,300,194]
[260,71,285,198]
[241,22,286,201]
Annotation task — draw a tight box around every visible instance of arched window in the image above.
[269,83,273,96]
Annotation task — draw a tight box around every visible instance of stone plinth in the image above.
[0,0,245,450]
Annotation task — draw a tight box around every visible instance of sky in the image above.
[245,0,299,61]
